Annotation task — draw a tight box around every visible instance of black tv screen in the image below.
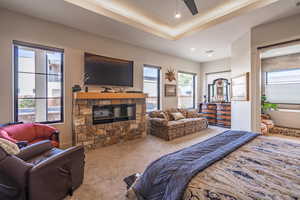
[84,53,134,87]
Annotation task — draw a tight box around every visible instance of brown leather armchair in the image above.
[0,140,85,200]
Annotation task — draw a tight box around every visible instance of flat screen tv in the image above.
[84,53,134,87]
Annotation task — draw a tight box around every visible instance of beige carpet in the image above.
[66,126,227,200]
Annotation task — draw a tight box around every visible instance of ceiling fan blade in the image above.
[183,0,198,15]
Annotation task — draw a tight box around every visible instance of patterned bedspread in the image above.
[183,136,300,200]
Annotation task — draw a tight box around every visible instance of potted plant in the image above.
[261,95,278,114]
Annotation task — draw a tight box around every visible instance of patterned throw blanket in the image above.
[183,136,300,200]
[132,131,259,200]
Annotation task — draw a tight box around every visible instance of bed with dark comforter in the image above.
[128,130,300,200]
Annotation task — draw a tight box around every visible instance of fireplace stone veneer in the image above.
[73,97,146,150]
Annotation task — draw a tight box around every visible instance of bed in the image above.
[127,130,300,200]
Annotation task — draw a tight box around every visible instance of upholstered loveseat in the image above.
[148,108,208,140]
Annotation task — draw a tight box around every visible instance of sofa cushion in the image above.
[160,112,168,120]
[167,121,185,129]
[165,108,179,121]
[149,118,168,127]
[149,111,162,118]
[179,118,196,125]
[2,124,37,142]
[26,147,63,165]
[177,109,188,118]
[170,112,185,121]
[149,111,168,120]
[29,138,59,148]
[186,110,202,118]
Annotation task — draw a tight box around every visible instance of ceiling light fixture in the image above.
[190,47,196,52]
[174,0,181,19]
[175,13,181,19]
[206,50,214,57]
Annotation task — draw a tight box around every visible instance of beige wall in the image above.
[199,58,231,98]
[0,9,201,147]
[231,32,252,131]
[251,13,300,131]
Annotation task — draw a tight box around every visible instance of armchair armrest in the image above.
[51,130,60,142]
[28,146,85,199]
[16,140,52,161]
[149,118,168,126]
[0,155,33,187]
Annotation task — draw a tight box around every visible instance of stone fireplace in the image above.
[72,92,147,150]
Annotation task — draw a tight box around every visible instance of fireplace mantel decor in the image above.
[72,92,147,149]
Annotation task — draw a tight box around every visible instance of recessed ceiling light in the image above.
[190,47,196,52]
[206,50,214,57]
[175,13,181,19]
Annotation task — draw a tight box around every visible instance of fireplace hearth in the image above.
[93,104,136,124]
[72,92,147,150]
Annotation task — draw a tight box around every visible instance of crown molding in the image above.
[64,0,280,40]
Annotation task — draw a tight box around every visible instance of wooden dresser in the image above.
[199,103,231,128]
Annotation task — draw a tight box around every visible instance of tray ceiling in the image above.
[64,0,281,40]
[0,0,299,62]
[110,0,225,26]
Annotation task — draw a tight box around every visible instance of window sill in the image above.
[273,109,300,113]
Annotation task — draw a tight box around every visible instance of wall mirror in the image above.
[208,78,230,103]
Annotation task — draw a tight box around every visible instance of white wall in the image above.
[231,32,252,131]
[0,9,201,147]
[251,13,300,131]
[199,58,231,99]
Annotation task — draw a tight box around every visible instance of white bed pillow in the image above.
[0,138,20,155]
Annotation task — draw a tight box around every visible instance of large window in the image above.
[178,72,196,109]
[14,41,64,123]
[143,65,160,112]
[265,69,300,104]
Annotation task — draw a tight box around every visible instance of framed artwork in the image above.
[231,72,249,101]
[165,84,177,97]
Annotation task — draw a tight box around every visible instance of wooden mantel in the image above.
[74,92,148,100]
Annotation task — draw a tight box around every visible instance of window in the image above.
[265,69,300,104]
[178,72,196,109]
[143,65,160,112]
[14,41,64,123]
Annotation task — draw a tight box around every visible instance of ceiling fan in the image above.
[183,0,198,15]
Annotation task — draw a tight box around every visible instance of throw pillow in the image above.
[159,112,168,120]
[0,138,20,155]
[171,112,185,121]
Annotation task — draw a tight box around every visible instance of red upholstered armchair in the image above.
[0,123,59,148]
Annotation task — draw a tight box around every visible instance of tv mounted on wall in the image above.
[84,53,134,87]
